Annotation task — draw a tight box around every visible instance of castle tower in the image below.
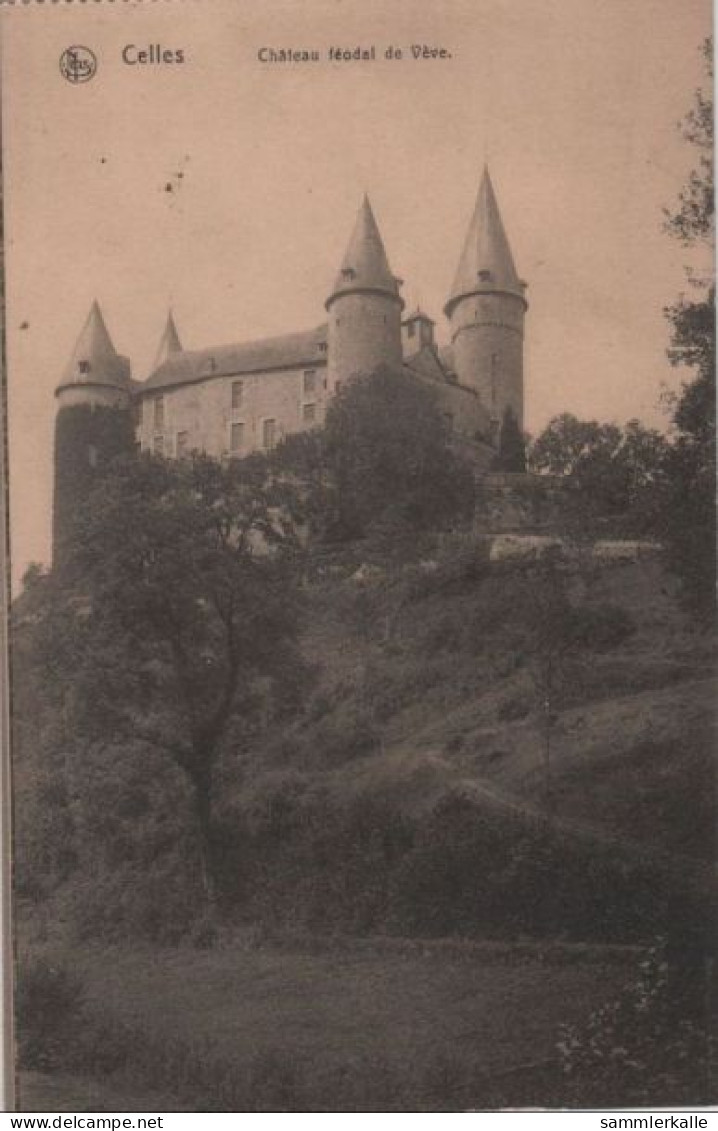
[53,301,134,563]
[152,309,182,370]
[326,195,404,393]
[401,308,435,357]
[444,167,528,437]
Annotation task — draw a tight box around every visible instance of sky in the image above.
[1,0,712,588]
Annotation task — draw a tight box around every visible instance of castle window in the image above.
[302,403,316,425]
[231,381,243,411]
[230,422,245,454]
[153,395,165,431]
[88,445,98,468]
[303,370,316,395]
[262,418,277,450]
[153,434,164,457]
[78,360,91,375]
[407,322,416,338]
[478,269,492,282]
[318,342,328,353]
[341,268,356,281]
[176,431,189,458]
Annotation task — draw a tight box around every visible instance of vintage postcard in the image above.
[0,0,714,1114]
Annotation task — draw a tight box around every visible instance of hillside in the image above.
[11,531,715,948]
[16,541,714,1110]
[13,538,715,1111]
[235,550,715,872]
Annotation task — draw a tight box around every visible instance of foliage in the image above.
[276,365,475,543]
[664,38,713,248]
[529,414,669,533]
[659,38,715,617]
[22,452,309,921]
[207,776,703,945]
[493,406,526,473]
[11,955,529,1111]
[653,423,715,618]
[557,942,713,1104]
[269,429,336,545]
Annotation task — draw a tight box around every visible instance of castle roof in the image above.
[407,344,479,400]
[445,166,526,317]
[152,310,182,370]
[405,344,448,383]
[141,324,328,393]
[402,307,435,326]
[326,195,403,308]
[57,300,131,394]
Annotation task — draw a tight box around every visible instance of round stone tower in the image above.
[326,195,404,393]
[444,167,528,439]
[53,300,134,564]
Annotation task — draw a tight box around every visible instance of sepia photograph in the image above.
[0,0,714,1113]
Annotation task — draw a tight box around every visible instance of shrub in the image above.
[557,942,714,1104]
[305,708,380,765]
[323,365,475,541]
[497,693,532,722]
[571,602,636,651]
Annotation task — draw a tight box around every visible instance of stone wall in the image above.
[137,363,330,459]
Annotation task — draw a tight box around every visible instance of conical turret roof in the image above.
[57,300,130,392]
[327,195,403,308]
[445,167,526,316]
[152,310,182,370]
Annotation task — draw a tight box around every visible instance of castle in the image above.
[53,167,528,555]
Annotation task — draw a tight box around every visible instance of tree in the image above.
[493,406,526,473]
[269,428,338,549]
[501,551,635,816]
[659,38,715,617]
[664,39,714,249]
[319,365,475,542]
[37,452,307,911]
[529,413,669,533]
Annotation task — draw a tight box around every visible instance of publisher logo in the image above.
[59,46,97,84]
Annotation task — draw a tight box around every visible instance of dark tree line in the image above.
[659,38,714,617]
[527,43,714,614]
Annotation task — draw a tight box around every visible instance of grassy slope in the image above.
[15,937,634,1111]
[35,939,629,1112]
[17,554,713,1111]
[71,943,626,1073]
[242,555,715,870]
